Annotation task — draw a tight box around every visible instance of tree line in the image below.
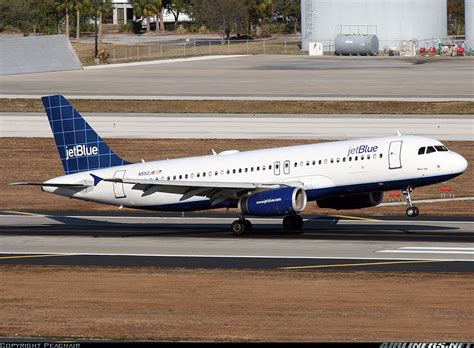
[0,0,301,40]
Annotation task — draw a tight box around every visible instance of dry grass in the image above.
[0,138,472,215]
[71,40,303,65]
[1,98,473,115]
[0,266,472,342]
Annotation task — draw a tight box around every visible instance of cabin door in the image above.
[388,141,403,169]
[113,170,126,198]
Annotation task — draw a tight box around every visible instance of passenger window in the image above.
[373,154,377,159]
[306,161,310,166]
[263,165,266,171]
[361,155,364,160]
[355,156,358,161]
[190,174,194,179]
[257,167,260,171]
[349,157,352,162]
[427,146,436,154]
[185,174,188,179]
[294,162,297,168]
[336,158,340,163]
[208,172,212,177]
[220,170,224,175]
[318,160,322,165]
[251,167,254,172]
[343,157,346,162]
[227,170,230,174]
[244,168,248,173]
[312,160,316,165]
[330,159,334,163]
[197,173,200,178]
[238,168,242,173]
[203,172,206,177]
[379,154,383,158]
[418,147,426,155]
[324,159,328,164]
[300,161,304,167]
[269,165,272,170]
[232,169,236,174]
[179,175,182,180]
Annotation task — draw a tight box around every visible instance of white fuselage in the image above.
[43,135,468,212]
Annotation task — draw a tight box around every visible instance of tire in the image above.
[232,220,247,236]
[406,207,419,218]
[293,215,304,230]
[283,215,304,231]
[244,220,253,232]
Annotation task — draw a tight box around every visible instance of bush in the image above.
[118,22,134,33]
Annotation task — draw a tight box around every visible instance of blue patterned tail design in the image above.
[42,95,130,175]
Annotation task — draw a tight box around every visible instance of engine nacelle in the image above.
[316,191,384,210]
[238,187,307,217]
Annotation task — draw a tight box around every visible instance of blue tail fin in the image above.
[42,95,130,175]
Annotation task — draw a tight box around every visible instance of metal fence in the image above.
[78,38,303,65]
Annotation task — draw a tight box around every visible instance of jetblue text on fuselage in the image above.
[65,145,99,160]
[347,144,378,157]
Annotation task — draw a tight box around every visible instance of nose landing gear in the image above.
[402,187,419,217]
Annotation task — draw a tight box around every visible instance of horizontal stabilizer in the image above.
[10,182,91,188]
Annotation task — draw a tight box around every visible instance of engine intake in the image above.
[317,191,384,210]
[239,187,307,217]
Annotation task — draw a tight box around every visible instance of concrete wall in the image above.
[0,35,82,75]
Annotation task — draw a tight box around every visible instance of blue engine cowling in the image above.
[238,187,307,217]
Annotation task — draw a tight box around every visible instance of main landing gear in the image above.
[283,215,304,232]
[231,214,304,236]
[402,186,419,218]
[231,218,252,236]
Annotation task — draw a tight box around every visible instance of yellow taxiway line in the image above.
[328,214,381,222]
[1,210,48,217]
[280,260,447,270]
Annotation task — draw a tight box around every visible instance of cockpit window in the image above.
[418,147,426,155]
[426,146,436,154]
[435,145,448,152]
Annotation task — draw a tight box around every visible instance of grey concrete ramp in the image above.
[0,35,82,75]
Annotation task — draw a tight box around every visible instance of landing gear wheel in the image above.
[406,206,419,217]
[231,220,248,236]
[244,220,253,232]
[283,215,304,232]
[402,186,420,218]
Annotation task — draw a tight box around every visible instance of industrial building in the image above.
[301,0,449,52]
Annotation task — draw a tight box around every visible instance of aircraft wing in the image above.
[103,177,303,205]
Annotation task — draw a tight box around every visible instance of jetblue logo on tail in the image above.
[65,145,99,161]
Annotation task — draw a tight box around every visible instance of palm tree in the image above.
[96,0,113,44]
[130,0,160,33]
[71,0,90,43]
[56,0,75,39]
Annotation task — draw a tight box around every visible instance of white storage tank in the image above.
[302,0,448,51]
[466,0,474,51]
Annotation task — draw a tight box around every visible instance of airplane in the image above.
[12,95,468,236]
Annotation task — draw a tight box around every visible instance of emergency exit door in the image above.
[388,141,403,169]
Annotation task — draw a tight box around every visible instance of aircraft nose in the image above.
[452,153,468,174]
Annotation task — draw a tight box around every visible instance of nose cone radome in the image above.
[452,153,468,174]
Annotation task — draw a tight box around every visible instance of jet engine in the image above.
[238,187,307,217]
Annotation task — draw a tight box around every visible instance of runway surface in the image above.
[1,55,472,101]
[1,113,472,140]
[1,212,472,272]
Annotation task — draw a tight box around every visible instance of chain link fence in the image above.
[77,38,303,65]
